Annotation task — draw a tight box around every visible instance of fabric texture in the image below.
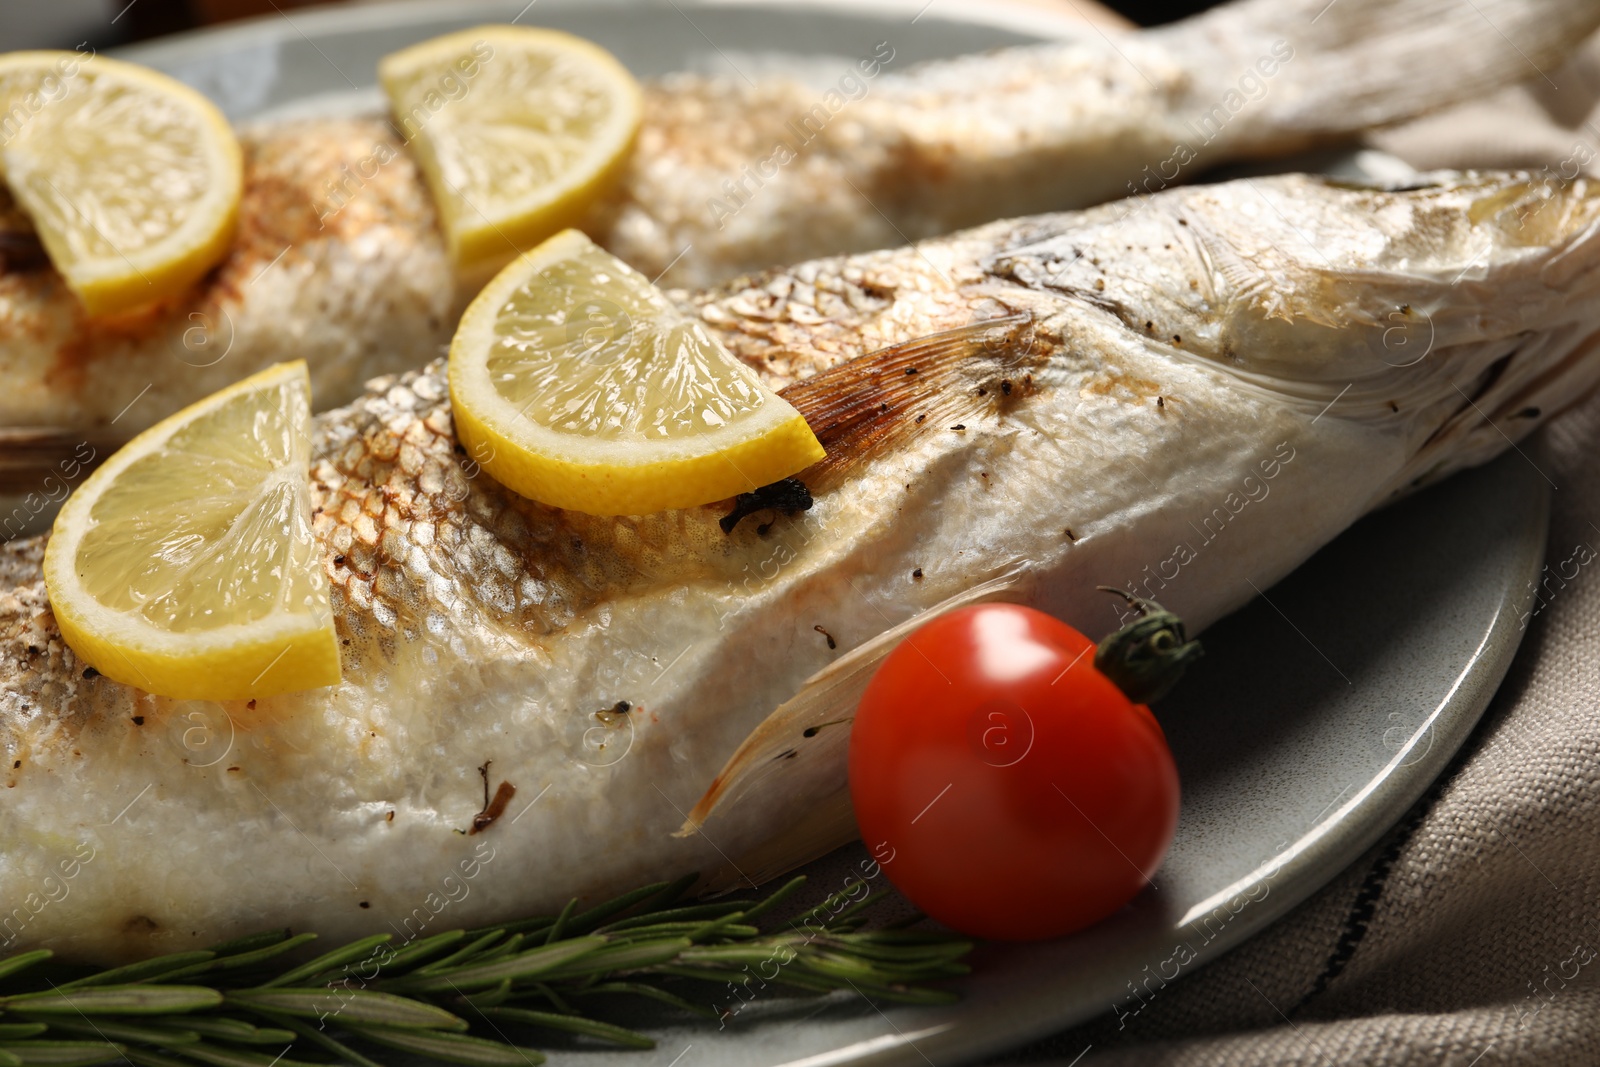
[991,31,1600,1067]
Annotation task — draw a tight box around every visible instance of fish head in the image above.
[989,172,1600,499]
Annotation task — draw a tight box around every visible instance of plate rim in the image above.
[109,0,1100,69]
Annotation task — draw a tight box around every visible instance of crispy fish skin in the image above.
[2,172,1599,960]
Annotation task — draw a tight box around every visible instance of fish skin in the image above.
[0,0,1594,447]
[3,171,1600,960]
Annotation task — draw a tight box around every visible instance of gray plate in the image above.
[114,5,1549,1064]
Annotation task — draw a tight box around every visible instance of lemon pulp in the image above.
[44,362,339,701]
[379,26,641,277]
[0,50,241,315]
[448,229,824,516]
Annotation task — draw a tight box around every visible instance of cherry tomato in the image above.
[848,602,1179,941]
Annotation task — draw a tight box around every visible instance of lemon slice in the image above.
[44,362,339,701]
[449,229,825,516]
[0,51,241,316]
[379,26,642,275]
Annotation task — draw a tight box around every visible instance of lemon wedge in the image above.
[0,51,241,316]
[449,229,825,516]
[379,26,642,276]
[44,362,339,701]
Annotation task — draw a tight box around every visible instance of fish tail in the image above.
[1159,0,1600,154]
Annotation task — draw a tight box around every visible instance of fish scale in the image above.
[3,172,1600,958]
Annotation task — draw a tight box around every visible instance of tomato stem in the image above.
[1093,587,1203,705]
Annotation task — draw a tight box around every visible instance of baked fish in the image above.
[2,169,1597,961]
[0,0,1593,451]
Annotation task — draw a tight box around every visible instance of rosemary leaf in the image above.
[51,954,217,992]
[456,981,512,1010]
[842,929,964,945]
[27,1018,200,1048]
[244,1012,384,1067]
[825,889,895,928]
[673,945,786,968]
[162,936,321,982]
[368,931,466,975]
[166,1019,295,1045]
[821,938,973,963]
[798,949,927,984]
[448,935,525,972]
[681,915,758,943]
[0,987,222,1015]
[593,921,758,942]
[257,936,392,990]
[791,885,874,931]
[0,871,973,1067]
[597,903,747,934]
[464,915,556,942]
[523,984,571,1016]
[224,989,465,1031]
[480,1006,653,1050]
[833,948,973,972]
[737,876,807,924]
[560,876,695,938]
[122,1047,191,1067]
[412,932,507,976]
[0,953,53,984]
[171,1041,324,1067]
[687,965,840,996]
[540,901,576,947]
[571,982,716,1018]
[0,1041,127,1066]
[384,938,607,994]
[461,876,696,943]
[345,1026,546,1066]
[532,939,692,982]
[642,964,761,986]
[201,932,291,957]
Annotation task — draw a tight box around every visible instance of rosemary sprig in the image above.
[0,876,971,1064]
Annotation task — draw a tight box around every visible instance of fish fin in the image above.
[679,570,1026,891]
[780,312,1041,492]
[1172,0,1600,152]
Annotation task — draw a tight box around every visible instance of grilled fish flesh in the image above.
[1,170,1598,960]
[0,0,1593,449]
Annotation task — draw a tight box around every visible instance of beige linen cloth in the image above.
[988,30,1600,1067]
